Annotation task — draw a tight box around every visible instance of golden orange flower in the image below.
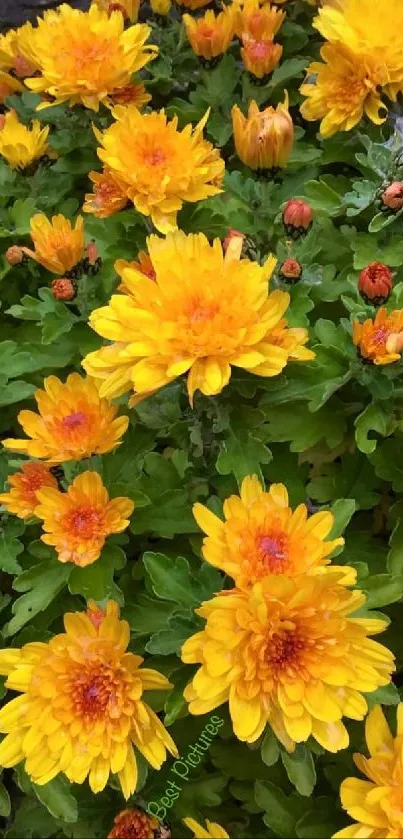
[183,8,236,60]
[20,4,157,111]
[234,0,285,39]
[21,213,84,275]
[3,373,129,463]
[0,71,24,105]
[35,471,134,566]
[95,106,224,233]
[193,475,346,589]
[92,0,140,21]
[83,168,129,219]
[353,308,403,365]
[232,94,294,170]
[108,808,160,839]
[0,601,177,795]
[151,0,172,14]
[115,250,156,292]
[241,35,283,78]
[182,573,394,752]
[110,82,151,107]
[0,110,49,170]
[83,230,313,405]
[0,24,37,78]
[0,462,58,520]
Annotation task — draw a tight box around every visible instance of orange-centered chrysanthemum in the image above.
[83,230,314,405]
[0,462,58,520]
[232,94,294,170]
[19,4,157,112]
[182,573,394,752]
[94,107,224,233]
[35,471,134,566]
[21,213,85,275]
[0,601,177,796]
[0,110,49,170]
[333,704,403,839]
[353,308,403,365]
[3,373,129,463]
[108,808,160,839]
[234,0,285,39]
[183,8,236,60]
[193,475,346,589]
[83,168,129,219]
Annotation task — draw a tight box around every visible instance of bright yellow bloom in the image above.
[3,373,129,463]
[0,601,177,795]
[20,4,157,111]
[151,0,172,14]
[0,24,37,77]
[176,0,213,9]
[95,107,224,233]
[0,71,24,105]
[334,704,403,839]
[35,471,134,566]
[83,230,313,405]
[0,462,58,520]
[300,43,387,138]
[353,308,403,366]
[184,8,236,60]
[109,81,151,108]
[241,35,283,79]
[21,213,84,274]
[193,475,346,589]
[234,0,285,39]
[83,168,129,218]
[92,0,140,22]
[182,574,394,752]
[232,94,294,170]
[184,818,229,839]
[0,111,49,170]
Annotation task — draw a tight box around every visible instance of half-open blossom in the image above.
[334,704,403,838]
[83,168,129,219]
[92,0,140,21]
[232,94,294,170]
[183,8,236,60]
[193,475,346,589]
[282,198,313,237]
[182,573,394,751]
[0,111,49,170]
[35,471,134,566]
[83,230,313,405]
[234,0,285,39]
[183,818,229,839]
[20,4,157,111]
[95,107,224,233]
[108,808,162,838]
[353,308,403,365]
[358,263,393,305]
[241,36,282,79]
[280,257,302,284]
[21,213,84,275]
[0,462,58,520]
[0,601,177,795]
[3,373,129,462]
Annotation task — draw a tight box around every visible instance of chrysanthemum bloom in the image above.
[282,198,313,237]
[0,24,37,78]
[353,308,403,365]
[183,8,236,61]
[108,808,161,839]
[0,111,49,170]
[300,43,387,138]
[0,462,58,520]
[92,0,140,21]
[35,471,134,566]
[0,69,24,104]
[333,704,403,839]
[20,4,157,112]
[3,373,129,463]
[110,82,151,108]
[83,168,129,219]
[232,94,294,171]
[182,573,394,751]
[234,0,285,39]
[381,182,403,212]
[95,107,224,233]
[193,475,345,589]
[358,263,393,306]
[241,35,282,79]
[0,601,177,794]
[21,214,84,275]
[183,818,229,839]
[83,230,313,404]
[151,0,172,14]
[115,251,156,293]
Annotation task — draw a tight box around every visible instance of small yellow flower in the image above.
[83,168,129,218]
[21,4,157,111]
[334,704,403,838]
[241,35,283,79]
[21,213,84,274]
[0,71,24,105]
[3,373,129,462]
[83,230,313,404]
[0,462,58,520]
[151,0,172,14]
[92,0,140,21]
[234,0,285,39]
[232,94,294,170]
[95,107,224,233]
[353,307,403,366]
[182,574,394,751]
[0,24,37,78]
[184,818,230,839]
[184,7,236,60]
[0,601,177,795]
[0,111,49,170]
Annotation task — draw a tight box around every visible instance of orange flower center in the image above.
[265,628,307,673]
[247,40,273,60]
[187,297,220,324]
[198,24,216,39]
[62,411,87,429]
[67,506,105,539]
[21,471,49,496]
[70,663,118,720]
[144,148,166,166]
[373,326,389,346]
[258,532,288,572]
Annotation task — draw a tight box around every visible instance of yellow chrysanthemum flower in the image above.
[19,4,157,112]
[232,94,294,170]
[21,213,84,274]
[151,0,172,14]
[0,462,58,520]
[83,230,314,405]
[234,0,285,39]
[334,704,403,839]
[0,71,24,105]
[182,573,394,752]
[0,111,49,170]
[3,373,129,463]
[0,24,37,78]
[241,35,283,79]
[193,475,347,589]
[183,7,236,60]
[92,0,140,22]
[83,168,129,218]
[0,601,177,795]
[353,308,403,366]
[95,107,224,233]
[300,43,387,138]
[184,818,230,839]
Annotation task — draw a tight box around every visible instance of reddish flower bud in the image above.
[5,245,24,265]
[108,808,167,839]
[381,182,403,212]
[85,241,99,265]
[282,199,313,238]
[51,278,76,301]
[358,262,393,305]
[13,55,36,78]
[280,257,302,284]
[223,228,246,253]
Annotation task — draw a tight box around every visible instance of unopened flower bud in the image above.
[51,277,76,301]
[232,93,294,172]
[85,241,99,265]
[280,257,302,284]
[358,262,393,305]
[282,198,313,238]
[5,245,24,265]
[223,228,246,255]
[381,182,403,212]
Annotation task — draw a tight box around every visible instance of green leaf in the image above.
[260,346,351,412]
[0,379,36,406]
[281,745,317,797]
[254,781,299,838]
[365,683,400,711]
[355,403,395,454]
[164,665,189,725]
[304,179,344,215]
[363,574,403,608]
[328,499,356,540]
[4,562,71,637]
[143,552,203,607]
[0,519,25,574]
[146,613,197,655]
[261,728,280,767]
[211,740,286,783]
[131,490,198,537]
[68,545,126,603]
[296,803,341,839]
[368,211,400,233]
[0,780,11,817]
[123,594,177,636]
[263,400,346,453]
[388,518,403,574]
[32,776,78,823]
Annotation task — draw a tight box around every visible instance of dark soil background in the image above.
[0,0,90,32]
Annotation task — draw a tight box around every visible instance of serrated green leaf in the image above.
[261,728,280,767]
[33,776,77,823]
[281,746,317,797]
[4,562,71,637]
